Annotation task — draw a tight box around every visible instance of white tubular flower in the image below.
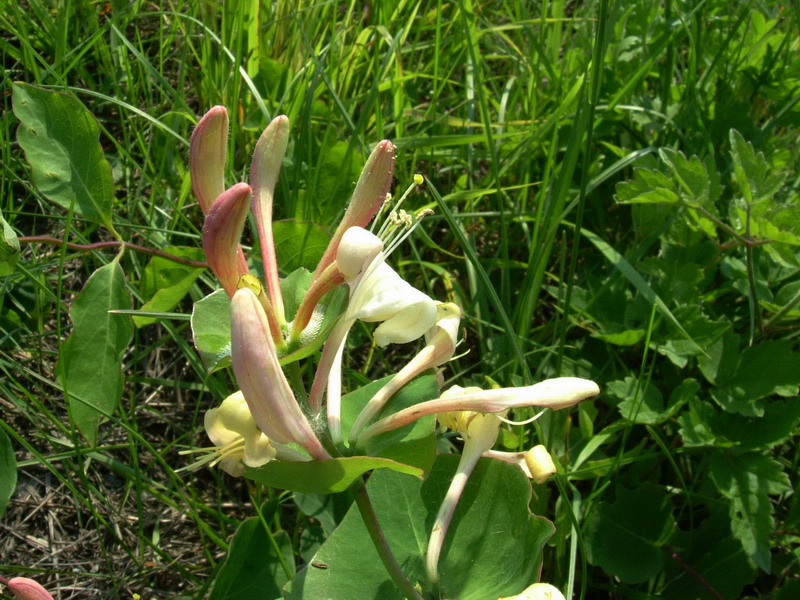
[204,391,278,477]
[499,583,567,600]
[525,445,557,484]
[308,226,438,437]
[426,397,504,585]
[348,302,461,445]
[357,377,600,446]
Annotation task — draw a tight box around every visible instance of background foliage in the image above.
[1,0,798,598]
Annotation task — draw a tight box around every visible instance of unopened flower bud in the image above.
[499,582,566,600]
[524,445,557,484]
[6,577,54,600]
[190,106,229,214]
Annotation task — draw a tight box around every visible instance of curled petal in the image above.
[6,578,54,600]
[251,115,290,322]
[202,183,251,297]
[348,260,438,346]
[190,106,229,214]
[313,141,395,279]
[231,288,329,460]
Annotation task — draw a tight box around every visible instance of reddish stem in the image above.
[19,236,209,269]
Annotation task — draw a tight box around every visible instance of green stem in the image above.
[349,478,424,600]
[19,235,209,268]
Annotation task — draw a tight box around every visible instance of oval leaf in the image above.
[57,260,133,444]
[12,82,115,231]
[0,429,16,518]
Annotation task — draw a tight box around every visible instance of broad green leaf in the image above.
[707,400,800,451]
[245,456,422,494]
[209,518,294,600]
[711,340,800,416]
[0,429,16,518]
[273,220,331,273]
[340,374,439,473]
[134,247,205,327]
[57,260,133,444]
[710,452,791,572]
[280,268,314,321]
[285,456,554,600]
[662,508,755,600]
[0,210,20,276]
[12,82,115,232]
[191,290,232,373]
[592,328,645,346]
[583,486,675,583]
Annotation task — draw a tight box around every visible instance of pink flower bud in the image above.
[250,115,290,322]
[190,106,229,214]
[202,183,251,297]
[313,140,395,279]
[6,577,54,600]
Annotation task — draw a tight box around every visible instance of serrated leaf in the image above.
[12,82,115,231]
[209,519,294,600]
[710,453,791,572]
[711,340,800,416]
[583,486,675,583]
[134,247,205,327]
[0,429,16,518]
[284,456,554,600]
[615,167,680,204]
[659,147,712,206]
[0,210,20,277]
[57,260,133,444]
[729,129,785,207]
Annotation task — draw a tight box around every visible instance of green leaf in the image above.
[614,166,679,204]
[609,376,696,425]
[729,129,785,206]
[273,220,331,273]
[245,456,423,494]
[298,139,364,224]
[191,290,232,373]
[285,456,554,600]
[711,340,800,416]
[340,374,439,473]
[0,428,16,518]
[662,508,755,600]
[57,260,133,445]
[710,452,791,572]
[583,486,675,583]
[0,210,20,276]
[209,518,294,600]
[659,147,713,207]
[134,247,205,327]
[12,82,115,232]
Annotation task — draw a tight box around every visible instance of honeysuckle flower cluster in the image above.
[187,107,600,592]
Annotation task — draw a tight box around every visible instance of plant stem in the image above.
[19,235,209,268]
[349,478,424,600]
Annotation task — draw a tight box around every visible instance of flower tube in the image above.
[356,377,600,447]
[250,115,290,325]
[426,398,504,585]
[348,302,461,444]
[231,287,329,460]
